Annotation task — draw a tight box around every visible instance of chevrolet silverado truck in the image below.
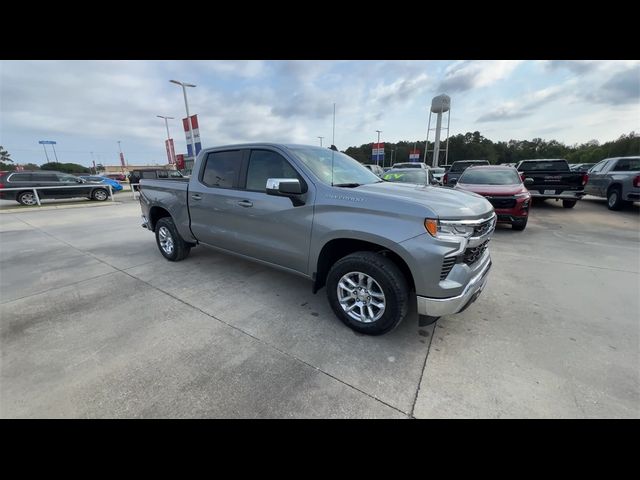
[515,158,588,208]
[138,144,496,335]
[583,156,640,210]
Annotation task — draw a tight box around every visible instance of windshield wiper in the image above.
[333,183,362,188]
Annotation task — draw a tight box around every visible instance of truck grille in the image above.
[486,196,516,209]
[473,218,495,237]
[463,240,489,265]
[440,257,457,280]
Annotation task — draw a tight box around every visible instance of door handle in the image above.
[191,194,202,200]
[237,200,253,208]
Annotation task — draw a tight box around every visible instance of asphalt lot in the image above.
[1,194,638,418]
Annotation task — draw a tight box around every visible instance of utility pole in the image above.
[375,130,382,166]
[318,136,324,147]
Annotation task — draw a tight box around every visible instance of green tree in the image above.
[0,146,12,163]
[41,162,91,174]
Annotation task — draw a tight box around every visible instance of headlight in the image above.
[514,192,530,198]
[424,219,475,239]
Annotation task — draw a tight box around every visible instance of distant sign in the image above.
[176,154,185,170]
[38,140,57,145]
[182,115,202,158]
[165,138,176,165]
[409,149,420,162]
[372,142,385,165]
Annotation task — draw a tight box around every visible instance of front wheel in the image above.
[92,188,109,201]
[326,251,409,335]
[155,217,191,261]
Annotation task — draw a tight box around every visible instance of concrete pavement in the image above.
[1,196,638,417]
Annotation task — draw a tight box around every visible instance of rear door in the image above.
[188,149,247,253]
[31,172,63,198]
[53,173,89,198]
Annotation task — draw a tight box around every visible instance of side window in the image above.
[612,158,640,171]
[36,174,59,182]
[56,174,79,182]
[201,150,242,188]
[245,150,299,192]
[157,170,168,178]
[9,173,33,182]
[141,171,156,179]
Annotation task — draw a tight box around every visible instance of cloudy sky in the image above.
[1,60,638,167]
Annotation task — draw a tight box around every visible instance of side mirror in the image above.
[430,178,439,185]
[76,178,85,183]
[266,178,304,196]
[524,177,534,185]
[449,178,457,186]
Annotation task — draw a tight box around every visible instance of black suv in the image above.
[129,169,185,191]
[0,171,111,205]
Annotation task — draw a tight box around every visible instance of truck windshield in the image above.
[459,169,521,185]
[288,146,381,186]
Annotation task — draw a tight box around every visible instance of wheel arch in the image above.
[312,238,415,294]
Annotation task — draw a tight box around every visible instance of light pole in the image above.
[375,130,382,166]
[318,136,324,147]
[51,143,60,166]
[169,79,197,161]
[157,115,174,140]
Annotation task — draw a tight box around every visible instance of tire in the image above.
[512,218,528,231]
[326,251,409,335]
[17,191,38,206]
[155,217,191,261]
[91,188,109,201]
[607,187,624,211]
[562,200,577,208]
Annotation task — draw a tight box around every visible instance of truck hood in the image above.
[354,182,494,219]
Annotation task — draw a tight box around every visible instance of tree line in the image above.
[343,131,640,166]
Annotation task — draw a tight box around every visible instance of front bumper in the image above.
[417,255,492,317]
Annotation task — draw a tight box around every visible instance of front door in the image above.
[188,148,314,274]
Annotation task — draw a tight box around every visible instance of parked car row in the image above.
[0,171,114,205]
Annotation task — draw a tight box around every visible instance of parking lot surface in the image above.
[1,196,638,418]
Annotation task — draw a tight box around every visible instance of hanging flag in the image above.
[165,139,176,164]
[182,115,202,157]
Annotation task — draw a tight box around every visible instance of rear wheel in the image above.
[562,200,577,208]
[17,191,38,206]
[326,251,409,335]
[155,217,191,261]
[607,187,624,210]
[512,218,528,231]
[92,188,109,201]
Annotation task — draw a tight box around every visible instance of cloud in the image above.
[371,73,431,105]
[437,60,522,93]
[545,60,599,74]
[584,65,640,105]
[477,85,566,122]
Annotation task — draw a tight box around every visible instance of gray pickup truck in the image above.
[584,156,640,210]
[138,144,496,335]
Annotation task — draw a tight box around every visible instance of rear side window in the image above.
[245,150,299,192]
[8,173,33,182]
[157,171,168,178]
[141,171,156,179]
[35,174,59,181]
[201,150,242,188]
[612,158,640,171]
